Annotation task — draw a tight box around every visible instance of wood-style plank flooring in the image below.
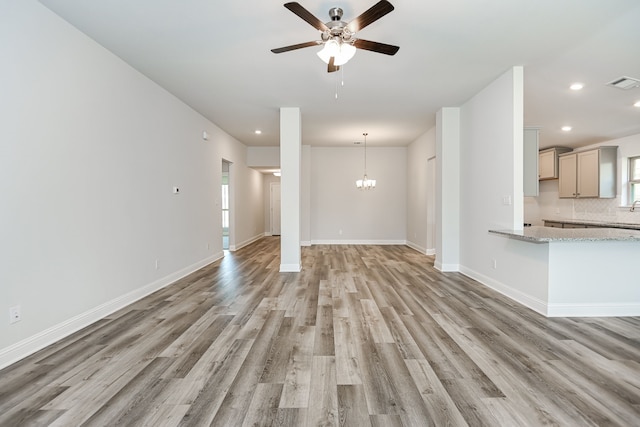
[1,238,639,426]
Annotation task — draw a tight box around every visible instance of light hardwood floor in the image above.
[1,238,639,426]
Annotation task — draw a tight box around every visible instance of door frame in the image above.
[270,182,281,236]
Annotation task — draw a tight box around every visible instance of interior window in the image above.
[629,156,640,202]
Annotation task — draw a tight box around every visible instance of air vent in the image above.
[606,76,640,90]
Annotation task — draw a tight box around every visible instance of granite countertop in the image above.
[542,218,640,230]
[489,226,640,243]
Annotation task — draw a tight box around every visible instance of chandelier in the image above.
[356,132,376,190]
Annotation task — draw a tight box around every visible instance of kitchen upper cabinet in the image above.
[558,154,577,197]
[539,147,571,180]
[558,146,617,198]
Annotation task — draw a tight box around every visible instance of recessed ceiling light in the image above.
[254,130,262,135]
[570,83,584,90]
[561,126,572,132]
[634,100,640,108]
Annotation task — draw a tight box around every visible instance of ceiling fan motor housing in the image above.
[325,8,352,41]
[328,7,343,20]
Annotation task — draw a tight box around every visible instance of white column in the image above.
[301,144,311,246]
[280,107,302,272]
[435,107,460,272]
[511,66,525,230]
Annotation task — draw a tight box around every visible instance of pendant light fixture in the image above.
[356,132,376,190]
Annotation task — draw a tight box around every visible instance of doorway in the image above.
[270,182,281,236]
[222,161,231,250]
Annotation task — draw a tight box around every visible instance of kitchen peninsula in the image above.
[488,226,640,317]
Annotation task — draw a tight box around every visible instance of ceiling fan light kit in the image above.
[271,1,399,73]
[317,40,356,66]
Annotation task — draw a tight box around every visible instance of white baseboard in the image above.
[458,265,548,316]
[546,303,640,317]
[280,263,301,272]
[458,265,640,317]
[434,261,459,272]
[230,233,264,251]
[300,240,311,247]
[310,239,407,245]
[426,248,436,256]
[406,241,427,254]
[0,253,222,370]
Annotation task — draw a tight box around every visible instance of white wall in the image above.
[310,146,407,243]
[406,128,436,253]
[247,146,280,169]
[263,174,281,234]
[459,67,523,270]
[227,157,265,250]
[455,67,550,304]
[0,0,264,367]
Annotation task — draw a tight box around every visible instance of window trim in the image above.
[629,156,640,203]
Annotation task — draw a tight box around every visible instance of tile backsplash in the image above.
[524,180,640,225]
[574,197,640,224]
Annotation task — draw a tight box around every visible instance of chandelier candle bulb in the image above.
[356,132,376,190]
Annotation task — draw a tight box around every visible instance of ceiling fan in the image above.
[271,1,399,73]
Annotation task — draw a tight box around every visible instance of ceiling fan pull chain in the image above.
[341,65,345,87]
[335,72,339,100]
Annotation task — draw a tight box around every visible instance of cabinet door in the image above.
[558,154,577,198]
[577,150,599,197]
[538,150,556,180]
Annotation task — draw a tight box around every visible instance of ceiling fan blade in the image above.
[347,0,395,32]
[354,39,399,55]
[327,57,340,73]
[271,41,320,54]
[284,2,329,32]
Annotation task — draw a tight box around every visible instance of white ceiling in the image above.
[39,0,640,149]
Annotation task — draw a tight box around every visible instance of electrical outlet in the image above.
[338,229,343,235]
[9,306,21,324]
[155,259,159,270]
[492,259,497,269]
[172,187,180,194]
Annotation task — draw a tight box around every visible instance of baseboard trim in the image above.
[280,263,302,272]
[458,265,548,316]
[310,239,407,245]
[405,241,427,254]
[0,254,222,370]
[230,233,264,251]
[457,266,640,317]
[434,262,459,272]
[546,303,640,317]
